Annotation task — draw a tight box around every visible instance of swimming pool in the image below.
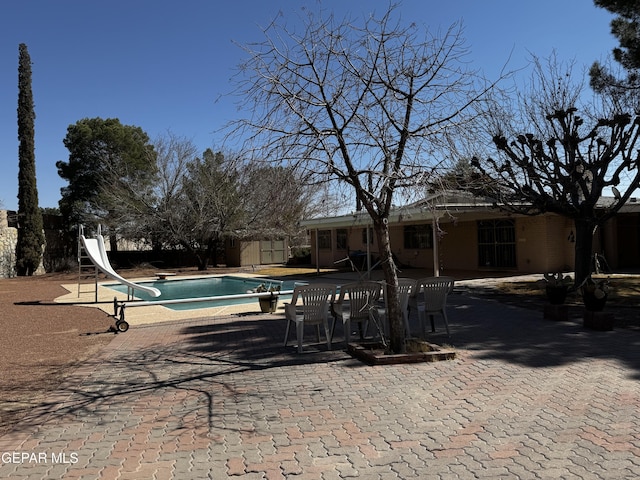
[105,275,304,311]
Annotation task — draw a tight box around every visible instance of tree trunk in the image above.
[195,253,209,270]
[109,233,118,253]
[210,240,219,267]
[182,241,209,271]
[573,218,596,288]
[374,220,405,354]
[208,237,223,267]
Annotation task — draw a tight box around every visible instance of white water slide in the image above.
[80,232,161,298]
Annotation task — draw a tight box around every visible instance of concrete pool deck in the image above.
[54,272,294,326]
[53,269,548,328]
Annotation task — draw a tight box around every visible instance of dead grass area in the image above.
[496,275,640,306]
[254,265,339,278]
[491,274,640,330]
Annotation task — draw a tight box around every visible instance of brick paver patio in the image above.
[1,288,640,479]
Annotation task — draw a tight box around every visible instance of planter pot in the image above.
[259,295,278,313]
[582,291,607,312]
[583,310,614,331]
[546,285,569,305]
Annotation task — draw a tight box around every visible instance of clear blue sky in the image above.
[0,0,616,210]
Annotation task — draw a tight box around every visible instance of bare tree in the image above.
[140,135,246,270]
[229,5,499,353]
[237,163,315,240]
[101,133,230,267]
[472,55,640,286]
[146,132,200,249]
[108,132,315,270]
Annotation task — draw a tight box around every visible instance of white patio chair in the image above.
[397,278,417,337]
[331,281,382,344]
[416,276,455,337]
[284,284,336,353]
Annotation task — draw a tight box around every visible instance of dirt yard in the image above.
[0,271,118,436]
[0,265,333,436]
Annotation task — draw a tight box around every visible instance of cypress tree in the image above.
[16,43,44,276]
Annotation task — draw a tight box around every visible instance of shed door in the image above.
[260,239,286,264]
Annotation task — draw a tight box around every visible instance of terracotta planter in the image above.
[582,290,607,312]
[583,310,614,331]
[259,295,278,313]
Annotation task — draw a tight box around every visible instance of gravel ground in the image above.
[0,271,127,436]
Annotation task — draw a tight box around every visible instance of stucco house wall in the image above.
[438,219,476,272]
[513,215,575,273]
[304,204,591,276]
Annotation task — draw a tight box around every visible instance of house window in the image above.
[318,230,332,249]
[404,224,433,249]
[362,228,374,245]
[336,229,347,250]
[477,219,516,268]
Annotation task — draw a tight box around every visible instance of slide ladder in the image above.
[78,230,99,302]
[78,225,161,331]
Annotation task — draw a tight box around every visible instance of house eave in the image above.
[301,192,640,230]
[300,203,498,229]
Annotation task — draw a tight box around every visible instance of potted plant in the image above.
[580,276,610,312]
[255,283,281,313]
[542,272,573,305]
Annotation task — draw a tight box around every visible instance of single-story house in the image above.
[301,191,640,276]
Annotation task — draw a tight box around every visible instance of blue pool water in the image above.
[105,275,303,310]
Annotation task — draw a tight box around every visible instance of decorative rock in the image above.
[0,210,46,278]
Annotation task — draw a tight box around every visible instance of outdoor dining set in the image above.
[283,277,455,353]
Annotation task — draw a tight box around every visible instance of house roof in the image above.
[300,191,499,229]
[300,190,640,230]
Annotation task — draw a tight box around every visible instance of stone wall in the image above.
[0,210,17,278]
[0,210,47,278]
